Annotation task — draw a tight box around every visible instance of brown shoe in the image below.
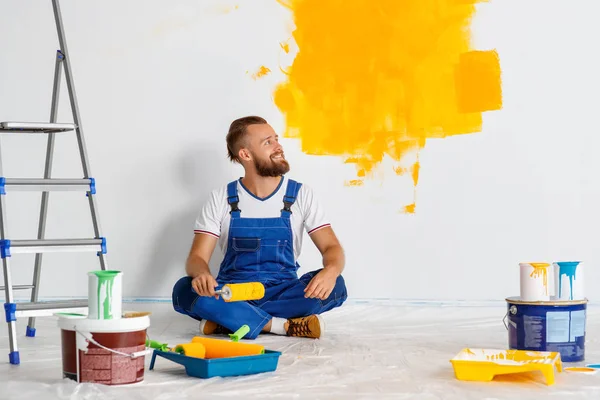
[286,315,324,339]
[199,320,231,335]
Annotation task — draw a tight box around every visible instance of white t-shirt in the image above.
[194,175,331,262]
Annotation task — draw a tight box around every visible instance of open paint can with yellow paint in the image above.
[519,263,554,301]
[88,270,122,320]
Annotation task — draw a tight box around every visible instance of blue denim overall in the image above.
[172,178,347,339]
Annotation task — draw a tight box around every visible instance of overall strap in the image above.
[281,179,302,218]
[226,180,241,218]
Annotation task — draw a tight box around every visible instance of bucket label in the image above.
[570,310,586,341]
[523,315,543,347]
[546,311,570,343]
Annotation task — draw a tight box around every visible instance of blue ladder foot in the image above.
[26,326,36,337]
[9,351,20,365]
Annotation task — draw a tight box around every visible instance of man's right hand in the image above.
[191,271,219,298]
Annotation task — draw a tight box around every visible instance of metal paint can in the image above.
[504,296,587,362]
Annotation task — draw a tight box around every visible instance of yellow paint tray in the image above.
[450,348,563,385]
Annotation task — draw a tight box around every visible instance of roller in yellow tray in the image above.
[216,282,265,302]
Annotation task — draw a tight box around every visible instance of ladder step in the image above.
[0,178,95,193]
[0,238,106,257]
[0,121,76,134]
[0,285,34,291]
[13,300,88,318]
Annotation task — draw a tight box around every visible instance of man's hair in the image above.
[226,116,267,163]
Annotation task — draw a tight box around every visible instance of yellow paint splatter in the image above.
[280,42,290,54]
[345,179,364,187]
[403,203,416,214]
[529,263,551,295]
[274,0,502,210]
[250,66,272,80]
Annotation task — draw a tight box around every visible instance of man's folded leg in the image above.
[172,276,271,339]
[254,269,348,338]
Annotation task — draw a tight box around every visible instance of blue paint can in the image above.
[505,296,587,362]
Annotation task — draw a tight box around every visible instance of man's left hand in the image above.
[304,268,339,300]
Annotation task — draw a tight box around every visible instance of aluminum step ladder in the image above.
[0,0,107,365]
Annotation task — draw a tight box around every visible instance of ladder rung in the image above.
[0,238,106,256]
[0,285,34,291]
[0,121,76,133]
[16,299,87,311]
[13,300,87,318]
[1,178,94,192]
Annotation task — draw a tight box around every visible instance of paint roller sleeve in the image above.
[219,282,265,302]
[174,343,206,359]
[191,337,265,358]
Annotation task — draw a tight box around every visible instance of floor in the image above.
[0,300,599,399]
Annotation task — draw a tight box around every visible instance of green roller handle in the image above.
[146,339,170,351]
[229,324,250,342]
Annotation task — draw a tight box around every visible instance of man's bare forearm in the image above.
[322,244,345,276]
[186,254,211,278]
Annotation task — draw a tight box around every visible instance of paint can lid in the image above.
[57,314,150,333]
[505,296,588,306]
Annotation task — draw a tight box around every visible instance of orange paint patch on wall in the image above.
[456,50,502,113]
[274,0,502,210]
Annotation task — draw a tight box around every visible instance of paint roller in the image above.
[191,336,265,358]
[168,337,264,359]
[192,282,265,302]
[147,325,263,359]
[216,282,265,302]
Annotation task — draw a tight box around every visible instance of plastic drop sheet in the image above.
[1,300,599,399]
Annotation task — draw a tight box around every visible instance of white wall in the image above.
[0,0,598,302]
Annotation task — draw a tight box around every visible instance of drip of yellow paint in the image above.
[411,160,420,187]
[280,42,290,54]
[250,66,271,80]
[273,0,502,211]
[529,263,550,295]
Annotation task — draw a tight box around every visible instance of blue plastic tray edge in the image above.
[149,348,282,378]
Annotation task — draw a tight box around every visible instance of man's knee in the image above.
[172,276,196,314]
[324,274,347,307]
[299,269,348,304]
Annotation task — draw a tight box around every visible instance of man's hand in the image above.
[191,270,219,298]
[304,267,338,300]
[305,226,345,300]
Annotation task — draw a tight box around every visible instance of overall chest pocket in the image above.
[232,237,260,270]
[232,237,261,252]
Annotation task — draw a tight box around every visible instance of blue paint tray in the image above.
[149,349,282,378]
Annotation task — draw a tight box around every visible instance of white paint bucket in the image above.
[553,261,584,301]
[519,263,554,301]
[88,270,122,320]
[58,314,151,385]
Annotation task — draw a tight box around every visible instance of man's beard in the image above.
[253,153,290,177]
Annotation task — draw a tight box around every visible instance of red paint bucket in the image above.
[58,314,151,385]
